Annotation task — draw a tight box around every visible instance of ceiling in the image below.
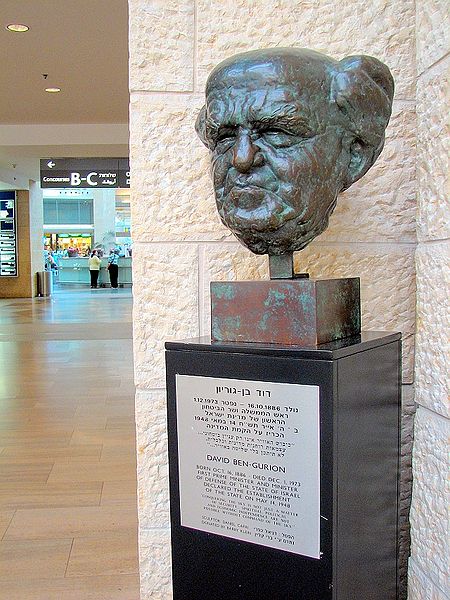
[0,0,129,186]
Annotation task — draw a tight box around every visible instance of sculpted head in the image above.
[196,48,394,255]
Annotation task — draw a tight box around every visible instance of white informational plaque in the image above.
[175,374,320,558]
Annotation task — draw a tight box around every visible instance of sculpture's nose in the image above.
[232,129,261,173]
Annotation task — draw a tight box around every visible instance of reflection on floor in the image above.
[0,287,139,599]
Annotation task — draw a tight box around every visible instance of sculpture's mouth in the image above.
[229,185,267,209]
[221,186,296,233]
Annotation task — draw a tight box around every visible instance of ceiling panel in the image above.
[0,0,129,124]
[0,1,129,184]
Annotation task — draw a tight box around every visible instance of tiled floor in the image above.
[0,287,139,599]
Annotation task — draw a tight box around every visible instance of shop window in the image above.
[43,199,57,223]
[61,199,79,223]
[44,198,93,225]
[79,199,93,223]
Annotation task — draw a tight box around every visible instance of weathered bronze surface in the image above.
[268,253,294,279]
[196,47,394,256]
[211,278,361,345]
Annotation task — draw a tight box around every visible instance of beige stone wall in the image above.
[128,1,432,598]
[409,1,449,598]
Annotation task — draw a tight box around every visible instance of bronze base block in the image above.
[211,278,361,346]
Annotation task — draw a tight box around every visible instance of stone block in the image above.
[196,0,415,99]
[409,558,450,599]
[415,242,450,417]
[417,59,450,242]
[410,407,450,594]
[132,243,199,389]
[139,528,172,600]
[129,0,194,92]
[416,0,450,75]
[130,94,232,243]
[135,389,169,529]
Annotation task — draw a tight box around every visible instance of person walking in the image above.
[88,249,101,288]
[107,248,120,289]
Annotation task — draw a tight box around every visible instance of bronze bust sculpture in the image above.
[196,48,394,266]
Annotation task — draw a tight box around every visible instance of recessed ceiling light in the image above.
[45,87,61,93]
[6,23,29,32]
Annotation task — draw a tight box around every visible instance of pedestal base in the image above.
[211,277,360,345]
[165,332,401,600]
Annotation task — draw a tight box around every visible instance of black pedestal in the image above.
[165,332,401,600]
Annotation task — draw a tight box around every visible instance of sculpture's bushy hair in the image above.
[331,55,394,183]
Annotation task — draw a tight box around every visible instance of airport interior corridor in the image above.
[0,287,139,599]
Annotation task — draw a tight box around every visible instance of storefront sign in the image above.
[40,158,130,189]
[175,374,320,558]
[0,191,18,277]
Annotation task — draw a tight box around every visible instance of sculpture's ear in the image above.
[331,55,394,189]
[344,139,375,190]
[195,105,210,148]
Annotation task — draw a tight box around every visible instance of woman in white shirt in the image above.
[88,250,101,288]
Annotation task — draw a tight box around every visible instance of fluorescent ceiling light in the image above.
[45,87,61,93]
[6,23,29,32]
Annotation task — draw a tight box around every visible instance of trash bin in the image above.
[37,270,53,297]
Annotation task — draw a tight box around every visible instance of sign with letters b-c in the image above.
[40,158,130,189]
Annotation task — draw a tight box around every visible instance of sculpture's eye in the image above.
[262,128,298,148]
[216,127,238,146]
